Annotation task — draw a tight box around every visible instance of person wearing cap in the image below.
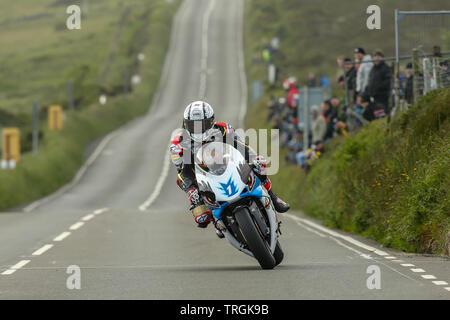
[354,47,373,96]
[360,92,385,121]
[365,51,392,111]
[311,104,327,145]
[404,62,414,104]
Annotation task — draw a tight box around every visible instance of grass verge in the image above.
[244,0,450,255]
[0,0,180,211]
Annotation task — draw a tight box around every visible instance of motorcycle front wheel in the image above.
[235,207,276,270]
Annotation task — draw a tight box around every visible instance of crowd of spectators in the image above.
[266,46,421,172]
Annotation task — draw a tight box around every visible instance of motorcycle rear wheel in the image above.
[235,207,276,270]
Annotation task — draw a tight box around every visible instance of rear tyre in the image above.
[273,241,284,266]
[235,207,276,270]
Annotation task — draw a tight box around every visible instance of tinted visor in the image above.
[183,117,214,134]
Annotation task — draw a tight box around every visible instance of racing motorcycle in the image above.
[194,142,284,269]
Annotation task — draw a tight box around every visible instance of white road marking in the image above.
[284,213,388,256]
[285,213,450,288]
[139,151,171,211]
[82,214,95,221]
[69,222,84,230]
[1,260,30,275]
[295,222,327,238]
[198,0,216,99]
[432,281,448,286]
[23,129,122,212]
[32,244,53,256]
[236,0,248,126]
[94,208,109,215]
[53,231,71,242]
[138,0,247,211]
[444,287,450,291]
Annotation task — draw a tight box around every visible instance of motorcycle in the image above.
[194,141,284,269]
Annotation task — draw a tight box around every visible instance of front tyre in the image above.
[235,207,276,270]
[274,241,284,266]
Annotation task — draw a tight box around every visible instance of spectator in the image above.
[365,51,391,111]
[321,100,333,141]
[311,105,326,145]
[286,131,303,164]
[307,73,317,87]
[360,93,385,122]
[404,62,414,104]
[343,57,357,101]
[354,47,373,95]
[286,79,299,120]
[323,97,341,139]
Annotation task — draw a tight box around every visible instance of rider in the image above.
[169,101,290,229]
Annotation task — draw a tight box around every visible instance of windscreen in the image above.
[195,142,232,176]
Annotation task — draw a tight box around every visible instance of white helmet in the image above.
[183,101,215,142]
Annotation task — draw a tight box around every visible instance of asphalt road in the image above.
[0,0,448,299]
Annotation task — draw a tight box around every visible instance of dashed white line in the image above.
[69,222,84,231]
[1,260,30,275]
[82,214,95,221]
[32,244,53,256]
[432,281,448,286]
[139,152,171,211]
[53,231,71,242]
[94,208,109,215]
[401,263,415,267]
[285,213,449,292]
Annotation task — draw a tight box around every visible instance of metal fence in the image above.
[342,49,450,125]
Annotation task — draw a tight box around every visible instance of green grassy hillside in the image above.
[0,0,180,211]
[244,0,450,255]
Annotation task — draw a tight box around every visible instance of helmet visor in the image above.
[183,118,214,134]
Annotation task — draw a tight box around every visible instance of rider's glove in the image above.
[187,188,202,208]
[192,204,214,228]
[251,155,267,175]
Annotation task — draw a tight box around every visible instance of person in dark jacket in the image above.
[365,51,391,111]
[344,58,357,91]
[404,62,414,104]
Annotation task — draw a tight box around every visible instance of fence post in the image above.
[32,101,39,157]
[412,48,421,103]
[391,61,400,123]
[302,86,309,150]
[432,57,441,89]
[67,80,74,110]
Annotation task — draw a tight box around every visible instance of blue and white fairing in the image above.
[194,142,278,257]
[194,142,262,217]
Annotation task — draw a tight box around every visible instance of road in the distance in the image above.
[0,0,448,299]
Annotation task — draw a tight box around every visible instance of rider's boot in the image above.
[268,190,290,213]
[262,178,290,213]
[215,229,225,239]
